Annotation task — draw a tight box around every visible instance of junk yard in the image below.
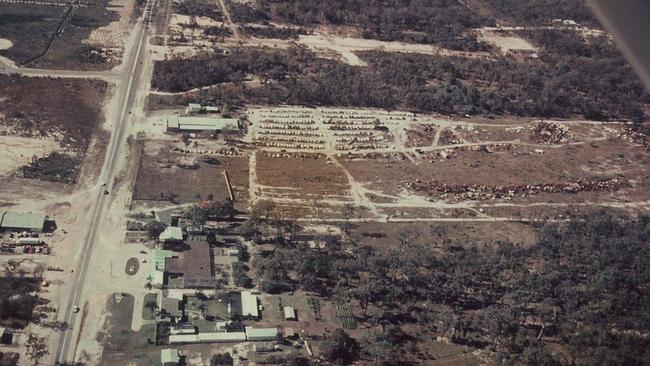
[0,0,650,365]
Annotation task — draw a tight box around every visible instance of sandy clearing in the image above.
[0,135,62,175]
[254,33,492,64]
[170,13,222,28]
[85,0,134,49]
[0,38,12,50]
[479,29,538,56]
[219,32,492,66]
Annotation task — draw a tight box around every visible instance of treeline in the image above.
[173,0,223,21]
[252,213,650,364]
[226,0,493,51]
[19,152,80,184]
[152,45,648,121]
[484,0,597,26]
[225,0,268,23]
[0,277,40,329]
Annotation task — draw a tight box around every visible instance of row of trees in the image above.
[153,42,648,122]
[250,212,650,364]
[173,0,223,21]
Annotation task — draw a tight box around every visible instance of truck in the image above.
[18,237,42,246]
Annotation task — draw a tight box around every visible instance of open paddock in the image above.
[132,140,249,207]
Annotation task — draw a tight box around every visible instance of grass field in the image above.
[98,294,158,365]
[132,140,249,208]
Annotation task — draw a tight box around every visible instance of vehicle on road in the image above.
[72,306,80,313]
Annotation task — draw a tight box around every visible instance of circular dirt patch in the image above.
[0,38,13,50]
[125,257,139,275]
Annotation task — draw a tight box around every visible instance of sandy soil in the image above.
[0,135,62,175]
[234,33,493,66]
[478,29,538,56]
[0,38,12,50]
[85,0,136,50]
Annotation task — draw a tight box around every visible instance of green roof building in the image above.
[0,211,46,232]
[150,249,174,287]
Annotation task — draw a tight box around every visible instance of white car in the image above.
[72,306,80,313]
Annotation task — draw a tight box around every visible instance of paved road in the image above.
[54,0,156,363]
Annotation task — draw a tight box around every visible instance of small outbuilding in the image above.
[160,348,180,366]
[159,226,183,243]
[283,306,296,320]
[241,291,259,319]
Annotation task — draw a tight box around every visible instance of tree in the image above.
[147,221,167,239]
[321,328,360,365]
[145,299,158,315]
[182,132,191,146]
[186,205,207,226]
[25,333,48,365]
[211,352,233,366]
[207,199,235,219]
[250,199,276,221]
[236,243,250,262]
[221,123,239,144]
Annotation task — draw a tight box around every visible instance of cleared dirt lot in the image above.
[255,152,350,199]
[132,140,249,207]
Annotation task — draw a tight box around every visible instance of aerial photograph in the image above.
[0,0,648,365]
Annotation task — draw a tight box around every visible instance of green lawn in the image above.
[142,293,158,321]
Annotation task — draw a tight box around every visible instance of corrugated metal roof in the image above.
[169,332,246,344]
[159,226,183,242]
[284,306,296,319]
[241,291,259,318]
[246,327,278,340]
[0,211,46,230]
[160,348,180,363]
[166,114,238,131]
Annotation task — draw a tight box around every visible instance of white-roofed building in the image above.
[161,348,180,366]
[246,327,279,341]
[169,332,247,344]
[241,291,259,319]
[159,226,183,242]
[166,115,239,133]
[283,306,296,320]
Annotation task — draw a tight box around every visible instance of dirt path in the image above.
[248,150,259,205]
[217,0,242,40]
[0,55,119,79]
